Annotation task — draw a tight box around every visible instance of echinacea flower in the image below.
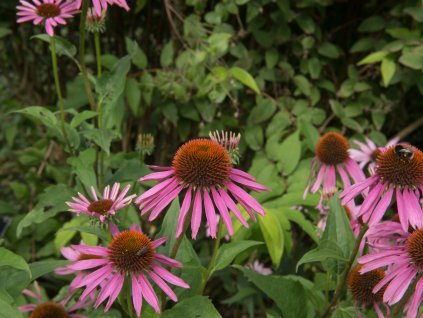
[350,137,399,170]
[304,132,365,201]
[85,7,106,33]
[135,139,269,239]
[75,0,129,16]
[20,281,90,318]
[16,0,79,37]
[66,183,136,222]
[347,264,388,318]
[209,130,241,164]
[340,143,423,230]
[64,224,189,316]
[359,220,423,318]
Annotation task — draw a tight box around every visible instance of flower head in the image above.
[359,220,423,318]
[348,264,385,304]
[209,130,241,164]
[16,0,79,36]
[304,132,365,201]
[66,183,136,222]
[340,143,423,230]
[63,224,189,316]
[85,7,106,33]
[136,138,269,239]
[350,137,399,170]
[20,281,90,318]
[75,0,129,16]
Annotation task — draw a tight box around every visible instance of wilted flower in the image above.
[209,130,241,164]
[304,132,365,202]
[137,133,155,157]
[75,0,129,16]
[359,220,423,318]
[136,139,269,239]
[341,143,423,229]
[63,224,189,316]
[350,137,399,170]
[66,183,136,222]
[16,0,79,36]
[20,281,90,318]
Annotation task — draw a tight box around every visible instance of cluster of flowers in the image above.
[305,132,423,318]
[21,133,270,317]
[16,0,129,36]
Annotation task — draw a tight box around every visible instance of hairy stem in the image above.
[94,31,102,77]
[321,224,368,318]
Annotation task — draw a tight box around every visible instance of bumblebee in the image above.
[394,144,414,160]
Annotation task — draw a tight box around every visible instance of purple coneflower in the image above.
[347,264,388,318]
[359,220,423,318]
[66,183,135,222]
[135,138,268,239]
[350,137,399,170]
[304,132,365,201]
[75,0,129,16]
[16,0,79,36]
[63,224,189,316]
[20,281,90,318]
[340,143,423,229]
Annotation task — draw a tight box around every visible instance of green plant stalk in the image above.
[321,224,368,318]
[49,36,73,153]
[79,0,97,111]
[94,31,102,77]
[201,218,224,294]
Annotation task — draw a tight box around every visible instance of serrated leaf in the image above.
[230,67,260,94]
[83,128,116,156]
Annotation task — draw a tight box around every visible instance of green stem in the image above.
[201,218,224,294]
[79,0,97,111]
[321,224,368,318]
[49,36,72,153]
[94,31,102,77]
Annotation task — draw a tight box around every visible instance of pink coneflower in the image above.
[63,224,189,316]
[75,0,129,16]
[20,281,90,318]
[340,143,423,230]
[135,139,269,239]
[347,264,388,318]
[16,0,79,37]
[350,137,399,170]
[359,220,423,318]
[209,130,241,164]
[66,183,136,222]
[304,132,365,201]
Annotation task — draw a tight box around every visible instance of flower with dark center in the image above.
[75,0,129,16]
[348,265,385,304]
[359,220,423,318]
[16,0,79,37]
[66,183,136,222]
[64,224,189,316]
[350,137,399,170]
[341,143,423,230]
[135,138,269,239]
[20,281,90,318]
[304,132,365,205]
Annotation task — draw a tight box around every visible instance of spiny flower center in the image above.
[376,144,423,188]
[347,264,385,304]
[371,148,381,161]
[88,199,114,215]
[172,139,231,188]
[29,302,68,318]
[108,230,154,273]
[406,228,423,269]
[36,4,61,18]
[315,132,350,165]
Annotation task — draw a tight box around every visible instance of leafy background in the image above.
[0,0,423,317]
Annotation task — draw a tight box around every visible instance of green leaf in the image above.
[0,248,31,297]
[54,217,85,252]
[32,34,76,58]
[404,7,423,22]
[318,42,340,59]
[0,289,23,318]
[67,149,97,191]
[162,296,222,318]
[399,52,423,70]
[125,78,141,116]
[230,67,260,94]
[329,100,345,118]
[282,208,318,243]
[212,240,263,274]
[245,125,263,151]
[160,41,174,67]
[14,106,61,138]
[296,241,348,271]
[59,225,109,242]
[277,131,301,175]
[341,117,363,133]
[372,111,385,130]
[308,57,321,79]
[298,118,319,151]
[29,260,71,281]
[357,16,385,32]
[126,38,148,69]
[83,129,116,156]
[259,211,284,267]
[357,51,387,65]
[247,98,276,125]
[293,75,312,96]
[236,266,311,318]
[381,56,396,87]
[70,110,97,128]
[0,27,11,39]
[295,14,315,34]
[331,307,357,318]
